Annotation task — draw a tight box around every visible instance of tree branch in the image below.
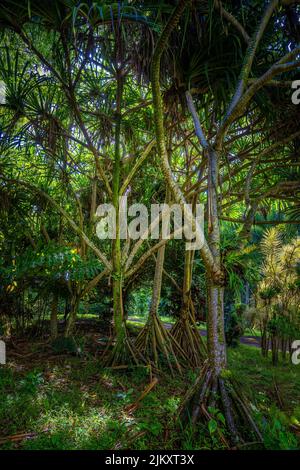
[1,177,112,270]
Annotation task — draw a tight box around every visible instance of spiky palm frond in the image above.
[260,227,282,259]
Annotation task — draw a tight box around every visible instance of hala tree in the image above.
[149,0,300,445]
[0,0,299,447]
[0,0,194,365]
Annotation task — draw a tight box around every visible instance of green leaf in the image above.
[208,418,217,434]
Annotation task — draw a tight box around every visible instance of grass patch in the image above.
[0,339,299,450]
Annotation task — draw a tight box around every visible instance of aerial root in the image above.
[102,326,148,369]
[135,313,188,376]
[171,310,206,368]
[178,363,264,448]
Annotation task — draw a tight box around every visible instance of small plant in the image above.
[19,371,44,394]
[259,407,298,450]
[207,407,226,436]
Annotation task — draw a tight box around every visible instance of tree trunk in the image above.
[261,327,269,357]
[65,291,80,337]
[151,0,262,445]
[206,149,227,374]
[111,68,126,347]
[1,313,11,338]
[179,149,264,445]
[281,338,287,361]
[149,244,165,318]
[102,60,145,367]
[171,247,206,366]
[136,239,187,373]
[112,241,126,343]
[271,334,279,365]
[150,0,222,285]
[90,175,97,224]
[245,281,250,306]
[135,178,188,371]
[206,280,227,374]
[182,249,193,314]
[50,293,58,340]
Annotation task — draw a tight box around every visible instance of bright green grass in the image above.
[0,342,299,450]
[228,344,300,408]
[128,315,175,324]
[57,313,100,320]
[127,316,207,331]
[243,327,261,337]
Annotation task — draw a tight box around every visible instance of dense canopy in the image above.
[0,0,299,452]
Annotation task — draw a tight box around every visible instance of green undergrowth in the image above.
[0,340,299,450]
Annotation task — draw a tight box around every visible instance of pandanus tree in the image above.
[0,1,127,348]
[170,201,207,367]
[135,242,187,374]
[135,187,191,375]
[0,0,192,366]
[149,0,300,445]
[170,250,204,366]
[0,0,300,446]
[0,159,109,339]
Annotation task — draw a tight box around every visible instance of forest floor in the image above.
[0,320,300,450]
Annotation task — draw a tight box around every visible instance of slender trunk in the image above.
[90,176,97,224]
[50,293,58,340]
[206,149,227,375]
[112,246,125,342]
[64,299,70,324]
[150,0,222,284]
[289,339,293,362]
[245,281,250,306]
[149,244,166,317]
[207,281,226,374]
[111,185,124,341]
[205,161,239,441]
[102,33,147,367]
[271,334,279,365]
[261,301,270,357]
[1,313,11,338]
[135,192,188,372]
[281,338,287,361]
[111,69,126,343]
[261,327,269,357]
[182,249,193,316]
[65,292,80,337]
[41,224,50,243]
[170,213,206,366]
